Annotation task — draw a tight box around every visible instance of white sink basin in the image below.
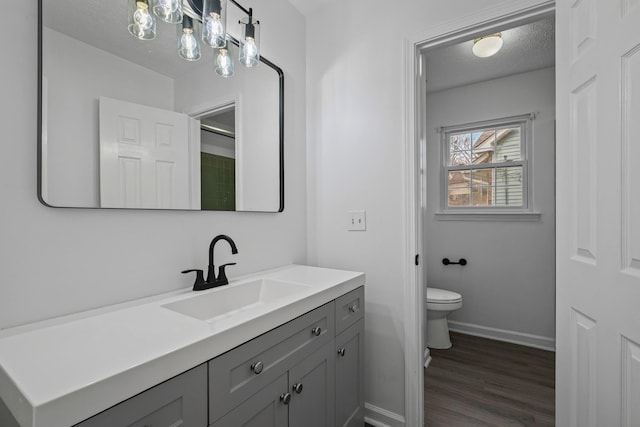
[162,279,311,321]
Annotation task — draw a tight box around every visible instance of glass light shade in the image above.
[153,0,183,24]
[239,16,260,68]
[472,33,503,58]
[178,16,201,61]
[215,48,234,77]
[202,0,227,48]
[128,0,156,40]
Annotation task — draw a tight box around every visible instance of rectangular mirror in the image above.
[38,0,284,212]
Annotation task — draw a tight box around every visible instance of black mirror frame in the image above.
[37,0,285,213]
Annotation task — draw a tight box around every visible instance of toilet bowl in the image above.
[426,288,462,349]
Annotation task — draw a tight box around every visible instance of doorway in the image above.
[401,3,556,426]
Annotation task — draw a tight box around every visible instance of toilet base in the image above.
[426,316,452,349]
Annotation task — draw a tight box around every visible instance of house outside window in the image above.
[440,115,533,214]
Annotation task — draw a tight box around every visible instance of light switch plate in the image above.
[347,210,366,231]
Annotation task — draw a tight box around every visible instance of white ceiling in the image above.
[286,0,337,17]
[424,15,555,93]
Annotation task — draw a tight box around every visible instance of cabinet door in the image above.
[75,364,207,427]
[335,319,364,427]
[209,302,334,422]
[288,340,336,427]
[212,373,288,427]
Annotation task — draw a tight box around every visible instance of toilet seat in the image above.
[427,288,462,304]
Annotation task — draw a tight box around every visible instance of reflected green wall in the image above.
[201,153,235,211]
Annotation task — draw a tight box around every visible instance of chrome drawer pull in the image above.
[280,392,291,405]
[312,326,322,336]
[251,361,264,375]
[292,383,304,394]
[349,304,358,313]
[338,347,346,357]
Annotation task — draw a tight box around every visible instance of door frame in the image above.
[401,1,555,426]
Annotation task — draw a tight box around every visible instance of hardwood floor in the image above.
[424,332,555,427]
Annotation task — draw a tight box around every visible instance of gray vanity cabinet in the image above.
[288,340,336,427]
[74,364,207,427]
[210,373,289,427]
[67,286,365,427]
[335,319,365,427]
[212,341,336,427]
[334,286,365,427]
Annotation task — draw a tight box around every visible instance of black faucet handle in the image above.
[216,263,236,286]
[181,269,206,290]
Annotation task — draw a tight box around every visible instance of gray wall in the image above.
[0,0,307,329]
[425,67,556,348]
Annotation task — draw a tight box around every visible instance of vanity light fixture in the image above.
[128,0,261,77]
[178,16,201,61]
[472,33,503,58]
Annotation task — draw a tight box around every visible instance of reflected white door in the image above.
[556,2,640,427]
[189,117,202,210]
[99,97,190,209]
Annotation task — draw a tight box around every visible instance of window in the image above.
[441,116,532,212]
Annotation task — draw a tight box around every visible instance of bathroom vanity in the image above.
[0,265,365,427]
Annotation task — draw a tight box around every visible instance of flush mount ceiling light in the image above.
[472,33,503,58]
[128,0,260,78]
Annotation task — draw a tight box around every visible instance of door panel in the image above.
[212,373,288,427]
[557,2,640,427]
[99,97,190,209]
[288,341,335,427]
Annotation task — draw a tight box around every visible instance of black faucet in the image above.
[182,235,238,291]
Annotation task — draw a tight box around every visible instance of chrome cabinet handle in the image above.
[349,304,358,313]
[338,347,346,357]
[312,326,322,336]
[251,361,264,375]
[292,383,303,394]
[280,392,291,404]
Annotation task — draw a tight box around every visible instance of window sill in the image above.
[434,211,542,222]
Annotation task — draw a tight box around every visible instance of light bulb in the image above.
[203,13,225,48]
[179,29,201,61]
[157,0,179,12]
[128,1,155,40]
[215,49,234,77]
[133,7,153,30]
[240,37,259,67]
[153,0,182,24]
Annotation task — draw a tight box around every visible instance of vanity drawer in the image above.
[209,302,335,422]
[74,364,207,427]
[335,286,364,334]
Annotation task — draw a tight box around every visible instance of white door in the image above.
[188,117,202,210]
[556,2,640,427]
[99,97,190,209]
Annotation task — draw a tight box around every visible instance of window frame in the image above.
[438,114,536,217]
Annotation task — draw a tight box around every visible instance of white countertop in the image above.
[0,265,365,427]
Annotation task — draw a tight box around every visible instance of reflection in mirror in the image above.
[39,0,283,212]
[200,106,236,211]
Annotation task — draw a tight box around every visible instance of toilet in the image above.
[426,288,463,349]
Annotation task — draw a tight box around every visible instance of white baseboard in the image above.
[448,320,556,351]
[364,403,405,427]
[423,348,432,368]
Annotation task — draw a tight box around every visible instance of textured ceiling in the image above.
[424,16,555,93]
